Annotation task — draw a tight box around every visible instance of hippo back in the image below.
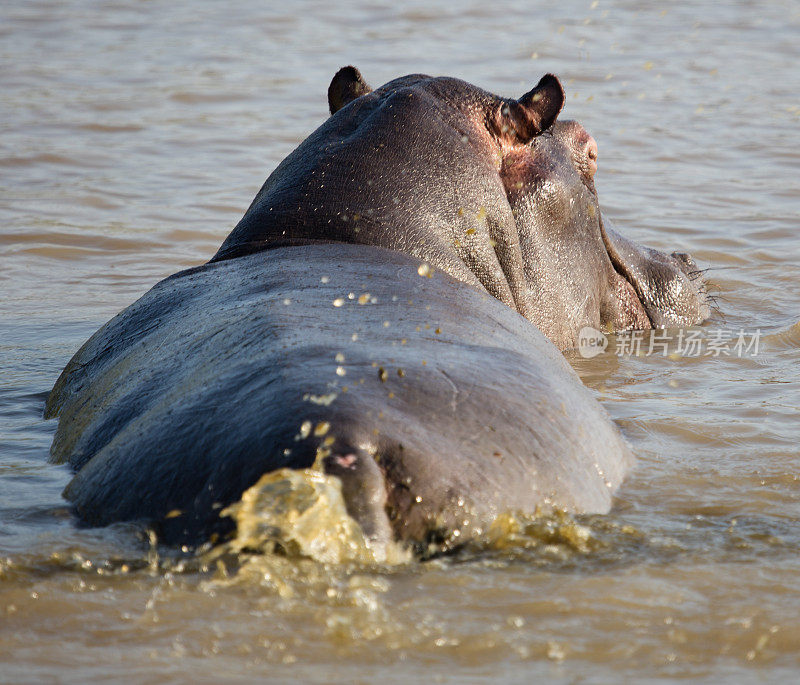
[46,244,633,547]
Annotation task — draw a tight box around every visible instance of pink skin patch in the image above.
[334,453,358,469]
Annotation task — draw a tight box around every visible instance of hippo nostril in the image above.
[672,251,695,267]
[586,137,598,161]
[585,136,598,177]
[671,251,698,276]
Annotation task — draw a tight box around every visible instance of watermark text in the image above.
[577,327,760,359]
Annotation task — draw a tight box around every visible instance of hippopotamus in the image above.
[45,67,710,552]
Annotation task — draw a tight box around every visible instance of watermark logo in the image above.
[578,326,609,358]
[577,327,760,359]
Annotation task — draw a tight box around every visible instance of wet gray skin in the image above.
[45,68,710,550]
[46,245,633,550]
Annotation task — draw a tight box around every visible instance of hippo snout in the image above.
[602,226,712,329]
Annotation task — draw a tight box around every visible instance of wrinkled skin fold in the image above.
[46,68,710,549]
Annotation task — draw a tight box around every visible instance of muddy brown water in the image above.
[2,1,799,682]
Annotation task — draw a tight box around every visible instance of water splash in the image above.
[215,463,411,567]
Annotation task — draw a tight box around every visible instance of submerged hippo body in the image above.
[46,68,710,549]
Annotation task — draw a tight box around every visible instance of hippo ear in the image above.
[505,74,565,143]
[328,66,373,114]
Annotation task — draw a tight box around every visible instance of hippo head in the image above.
[213,67,710,350]
[502,118,711,347]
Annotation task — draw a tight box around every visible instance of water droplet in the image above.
[417,263,434,278]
